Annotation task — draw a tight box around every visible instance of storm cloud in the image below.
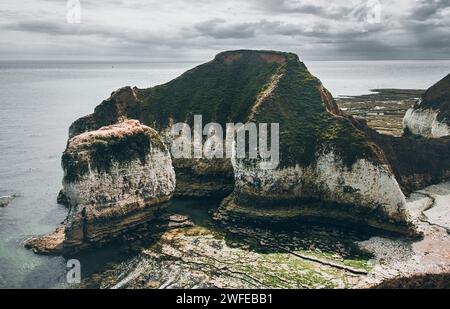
[0,0,449,61]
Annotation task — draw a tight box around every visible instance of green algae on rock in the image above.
[79,181,450,289]
[81,224,373,289]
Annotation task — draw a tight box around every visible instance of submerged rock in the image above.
[67,50,420,234]
[57,189,69,206]
[28,120,176,253]
[403,74,450,138]
[0,195,15,208]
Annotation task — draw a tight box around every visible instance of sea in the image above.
[0,60,449,288]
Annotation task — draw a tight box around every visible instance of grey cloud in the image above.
[1,0,449,61]
[193,18,383,41]
[410,0,449,21]
[194,18,256,39]
[249,0,354,18]
[5,20,185,48]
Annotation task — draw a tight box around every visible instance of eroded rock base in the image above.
[214,193,416,237]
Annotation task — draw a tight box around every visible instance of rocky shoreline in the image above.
[79,181,450,289]
[336,89,424,136]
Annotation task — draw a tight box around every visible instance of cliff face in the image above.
[226,151,408,233]
[69,51,306,198]
[217,52,410,233]
[403,74,450,138]
[70,51,379,169]
[26,120,176,253]
[365,128,450,193]
[66,50,416,234]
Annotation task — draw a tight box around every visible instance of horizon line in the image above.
[1,58,450,63]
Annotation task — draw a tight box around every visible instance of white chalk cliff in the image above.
[225,149,412,234]
[403,106,450,138]
[26,120,176,253]
[403,74,450,138]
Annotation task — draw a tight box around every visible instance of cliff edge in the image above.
[403,74,450,138]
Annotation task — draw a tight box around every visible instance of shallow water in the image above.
[0,60,449,288]
[0,61,194,288]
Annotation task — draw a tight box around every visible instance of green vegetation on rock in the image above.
[63,123,162,182]
[418,73,450,125]
[70,50,383,169]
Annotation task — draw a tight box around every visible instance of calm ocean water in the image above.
[0,60,449,288]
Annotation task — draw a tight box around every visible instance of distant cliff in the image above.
[403,74,450,138]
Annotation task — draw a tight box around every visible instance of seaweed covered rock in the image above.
[27,120,175,253]
[403,74,450,138]
[67,50,415,234]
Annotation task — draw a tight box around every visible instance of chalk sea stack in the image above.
[403,74,450,138]
[65,50,417,235]
[26,120,175,253]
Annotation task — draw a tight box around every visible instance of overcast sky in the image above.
[0,0,449,61]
